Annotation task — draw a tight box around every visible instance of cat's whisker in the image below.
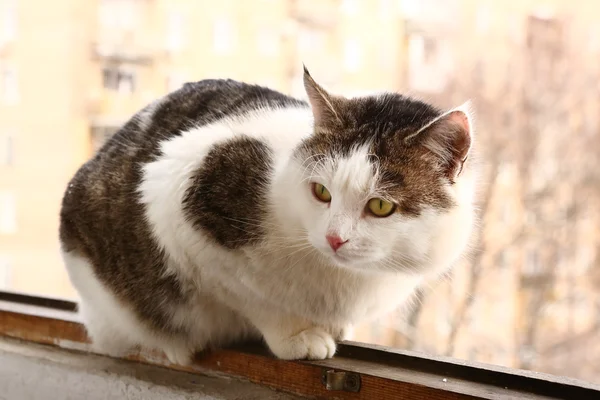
[299,153,326,166]
[378,256,423,274]
[299,155,327,178]
[303,157,329,183]
[300,160,322,175]
[225,227,308,246]
[221,237,306,247]
[266,242,313,253]
[222,235,310,247]
[390,247,432,263]
[270,242,314,264]
[221,215,308,234]
[281,246,317,274]
[221,222,307,239]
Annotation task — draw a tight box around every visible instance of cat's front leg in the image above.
[161,341,195,366]
[255,316,336,360]
[264,326,336,360]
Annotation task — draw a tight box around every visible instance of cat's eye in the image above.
[366,198,396,217]
[312,183,332,203]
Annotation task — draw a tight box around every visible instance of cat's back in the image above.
[90,79,307,169]
[59,79,306,252]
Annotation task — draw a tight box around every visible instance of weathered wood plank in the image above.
[0,338,300,400]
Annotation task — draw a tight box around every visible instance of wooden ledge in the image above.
[1,291,599,400]
[0,337,301,400]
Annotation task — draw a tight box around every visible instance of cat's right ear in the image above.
[303,65,343,127]
[404,102,474,182]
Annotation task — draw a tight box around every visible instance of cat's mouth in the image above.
[325,248,385,270]
[332,252,350,263]
[313,241,370,268]
[329,251,360,268]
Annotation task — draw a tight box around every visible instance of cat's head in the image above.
[284,67,476,275]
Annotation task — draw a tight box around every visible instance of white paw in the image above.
[163,344,193,366]
[88,333,133,358]
[268,327,336,360]
[91,342,131,358]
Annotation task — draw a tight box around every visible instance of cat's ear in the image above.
[303,65,343,127]
[405,102,473,182]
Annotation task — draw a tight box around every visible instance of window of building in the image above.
[102,66,136,94]
[102,67,115,89]
[0,191,17,234]
[117,70,135,94]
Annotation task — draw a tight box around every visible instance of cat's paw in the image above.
[88,331,134,358]
[163,344,194,366]
[91,341,132,359]
[267,327,336,360]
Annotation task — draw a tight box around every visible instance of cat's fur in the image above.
[59,68,477,364]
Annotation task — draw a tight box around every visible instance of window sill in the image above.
[0,337,301,400]
[0,291,599,400]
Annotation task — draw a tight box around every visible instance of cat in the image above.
[59,67,477,365]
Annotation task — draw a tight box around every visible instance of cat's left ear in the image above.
[303,65,344,127]
[405,102,473,182]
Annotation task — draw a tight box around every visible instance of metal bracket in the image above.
[321,369,361,392]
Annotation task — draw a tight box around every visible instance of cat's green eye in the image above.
[312,183,332,203]
[367,198,396,217]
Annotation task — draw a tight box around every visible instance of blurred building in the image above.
[0,0,410,298]
[0,0,99,297]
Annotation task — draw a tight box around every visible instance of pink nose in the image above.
[326,235,347,251]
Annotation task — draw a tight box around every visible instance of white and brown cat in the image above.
[59,67,477,364]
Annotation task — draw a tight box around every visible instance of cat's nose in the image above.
[326,235,348,251]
